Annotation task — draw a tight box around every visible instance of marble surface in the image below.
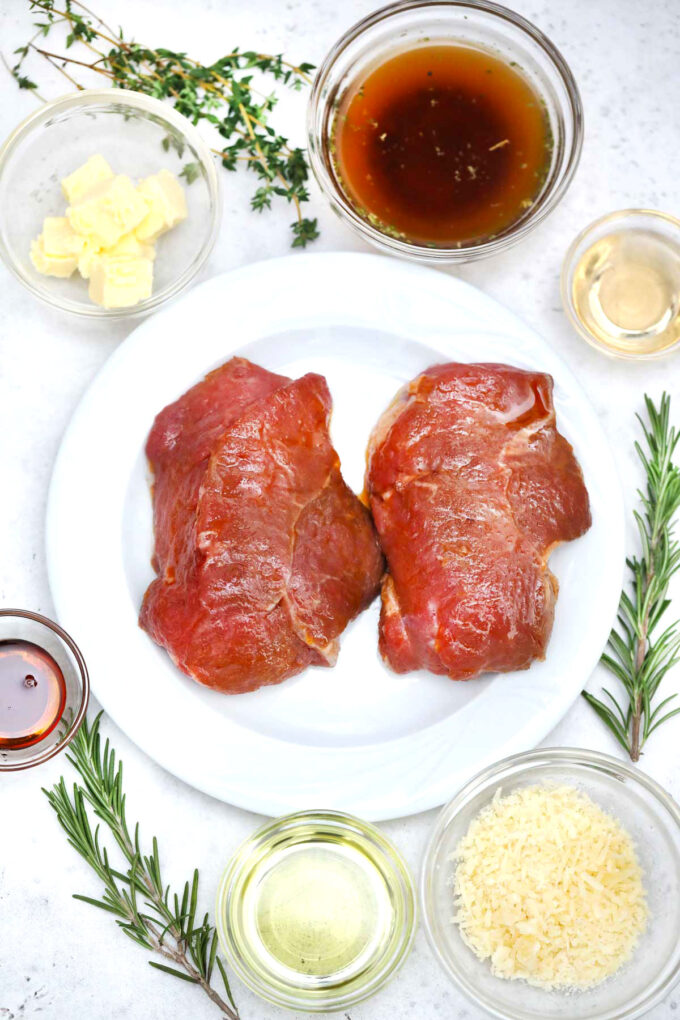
[1,0,679,1017]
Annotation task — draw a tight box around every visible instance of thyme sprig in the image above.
[11,0,319,247]
[583,394,680,761]
[43,713,239,1018]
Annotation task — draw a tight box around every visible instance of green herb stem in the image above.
[44,713,239,1018]
[12,0,318,246]
[583,393,680,761]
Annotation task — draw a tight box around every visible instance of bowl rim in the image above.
[0,87,222,319]
[420,746,680,1020]
[307,0,584,263]
[215,807,417,1012]
[0,607,90,771]
[560,207,680,360]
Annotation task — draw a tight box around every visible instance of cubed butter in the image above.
[88,254,153,309]
[77,237,103,280]
[30,235,78,278]
[135,170,187,242]
[68,175,150,248]
[80,232,155,288]
[31,155,187,307]
[107,232,156,260]
[61,154,114,205]
[41,216,85,257]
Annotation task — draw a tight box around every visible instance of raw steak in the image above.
[365,362,591,679]
[140,358,383,693]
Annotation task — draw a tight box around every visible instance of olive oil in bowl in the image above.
[216,811,416,1011]
[247,843,391,978]
[563,210,680,359]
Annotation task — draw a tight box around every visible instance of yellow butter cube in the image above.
[68,175,150,249]
[30,234,78,277]
[77,237,103,280]
[107,232,156,260]
[31,155,187,305]
[61,154,114,204]
[88,254,153,308]
[135,170,187,242]
[42,216,85,257]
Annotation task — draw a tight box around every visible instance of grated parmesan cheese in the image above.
[451,785,647,990]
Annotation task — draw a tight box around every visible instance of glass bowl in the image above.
[215,809,416,1012]
[0,89,221,318]
[0,608,89,771]
[421,748,680,1020]
[561,208,680,359]
[307,0,583,263]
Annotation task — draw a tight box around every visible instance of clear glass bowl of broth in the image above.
[0,609,89,770]
[308,0,583,262]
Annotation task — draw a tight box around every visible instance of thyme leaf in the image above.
[11,0,318,246]
[179,161,201,185]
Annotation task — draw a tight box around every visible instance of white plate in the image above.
[46,252,624,820]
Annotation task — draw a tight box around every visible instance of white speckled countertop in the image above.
[1,0,679,1017]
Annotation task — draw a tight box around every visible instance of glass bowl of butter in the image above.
[0,89,220,318]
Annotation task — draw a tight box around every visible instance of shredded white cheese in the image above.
[451,785,647,989]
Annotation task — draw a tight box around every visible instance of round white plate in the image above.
[46,252,624,820]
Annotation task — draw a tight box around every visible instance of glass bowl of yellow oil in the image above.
[562,209,680,359]
[215,809,416,1011]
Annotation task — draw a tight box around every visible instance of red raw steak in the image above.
[140,358,383,693]
[365,362,591,680]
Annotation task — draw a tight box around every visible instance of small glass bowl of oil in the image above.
[216,809,416,1012]
[562,209,680,359]
[0,608,89,771]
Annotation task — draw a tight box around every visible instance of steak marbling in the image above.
[140,358,384,693]
[365,362,591,680]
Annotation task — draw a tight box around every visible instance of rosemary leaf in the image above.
[149,961,200,983]
[583,393,680,760]
[72,892,126,914]
[44,713,239,1018]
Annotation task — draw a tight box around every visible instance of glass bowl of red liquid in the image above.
[308,0,583,262]
[0,608,89,771]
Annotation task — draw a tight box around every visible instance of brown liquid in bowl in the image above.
[333,44,551,247]
[0,639,66,749]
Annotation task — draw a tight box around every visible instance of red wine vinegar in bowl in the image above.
[0,610,88,771]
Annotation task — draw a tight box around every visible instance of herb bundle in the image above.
[583,393,680,761]
[44,714,239,1018]
[11,0,318,247]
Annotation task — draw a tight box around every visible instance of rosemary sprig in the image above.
[583,393,680,761]
[10,0,319,247]
[43,713,239,1018]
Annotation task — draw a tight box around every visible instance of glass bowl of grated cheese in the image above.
[421,747,680,1020]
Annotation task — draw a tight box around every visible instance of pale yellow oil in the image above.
[241,840,394,984]
[571,229,680,356]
